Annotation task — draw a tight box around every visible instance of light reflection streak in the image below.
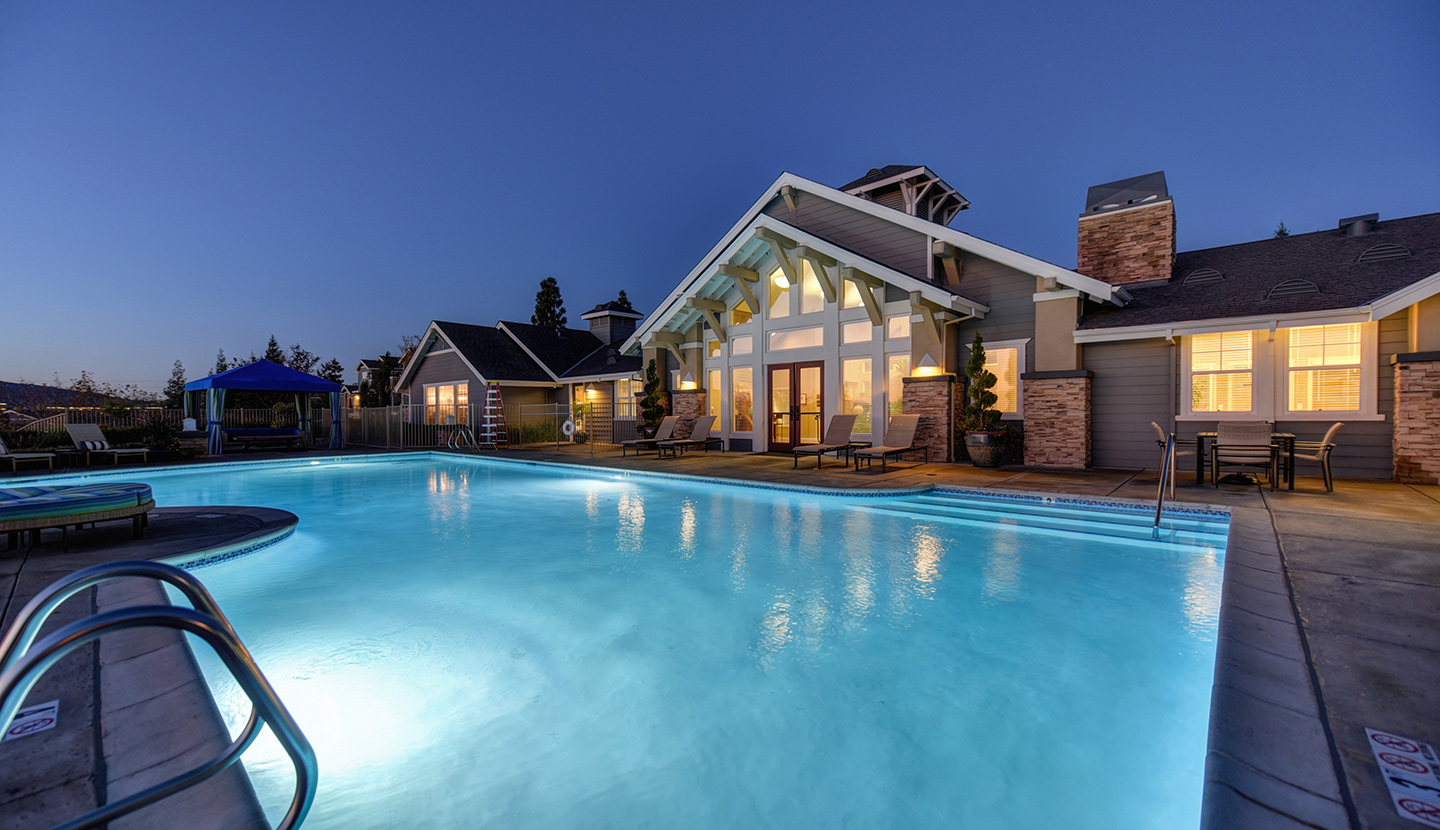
[910,525,945,597]
[982,535,1023,603]
[677,498,697,559]
[616,491,645,554]
[755,595,793,672]
[839,510,875,627]
[1182,547,1223,637]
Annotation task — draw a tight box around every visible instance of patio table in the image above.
[1196,431,1296,490]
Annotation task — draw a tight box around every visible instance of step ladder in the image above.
[479,382,508,449]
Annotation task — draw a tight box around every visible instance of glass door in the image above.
[768,361,823,452]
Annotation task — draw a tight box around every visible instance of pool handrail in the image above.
[1153,432,1175,537]
[0,562,317,830]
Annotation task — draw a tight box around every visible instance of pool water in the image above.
[132,456,1224,828]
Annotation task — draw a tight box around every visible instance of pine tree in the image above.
[532,277,567,328]
[263,335,286,364]
[214,349,228,376]
[163,360,187,409]
[961,332,1000,433]
[287,343,318,373]
[615,290,634,312]
[317,358,345,384]
[1274,221,1290,238]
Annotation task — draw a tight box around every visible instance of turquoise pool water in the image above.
[123,455,1222,828]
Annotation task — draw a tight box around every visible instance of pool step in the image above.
[862,495,1228,547]
[910,493,1224,534]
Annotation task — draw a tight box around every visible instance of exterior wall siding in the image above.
[951,253,1039,377]
[763,193,930,280]
[405,351,480,396]
[1087,339,1173,469]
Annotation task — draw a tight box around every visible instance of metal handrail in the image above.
[447,424,478,451]
[1153,432,1176,535]
[0,563,317,830]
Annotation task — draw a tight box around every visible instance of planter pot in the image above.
[964,432,1004,468]
[573,433,589,445]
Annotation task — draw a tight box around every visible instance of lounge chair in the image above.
[657,415,723,458]
[1293,422,1344,492]
[1210,421,1277,489]
[65,423,149,467]
[792,415,860,468]
[0,437,54,476]
[853,414,926,472]
[620,415,678,457]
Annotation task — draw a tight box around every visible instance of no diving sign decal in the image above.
[3,700,59,741]
[1368,728,1440,827]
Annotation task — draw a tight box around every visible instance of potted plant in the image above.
[962,332,1004,467]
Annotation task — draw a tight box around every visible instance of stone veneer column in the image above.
[1076,201,1175,286]
[1020,370,1092,469]
[1393,352,1440,485]
[902,374,957,462]
[669,389,706,439]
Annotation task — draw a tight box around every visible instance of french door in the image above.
[768,361,823,452]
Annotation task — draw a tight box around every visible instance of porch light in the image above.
[913,354,943,378]
[679,372,698,390]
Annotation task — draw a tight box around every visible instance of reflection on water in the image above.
[677,498,697,560]
[839,511,875,627]
[756,595,793,672]
[909,525,945,597]
[982,535,1024,603]
[1182,548,1223,636]
[616,491,645,554]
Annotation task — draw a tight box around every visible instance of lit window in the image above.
[842,320,873,344]
[732,368,754,431]
[800,261,825,314]
[887,316,911,340]
[767,267,790,319]
[1288,323,1362,411]
[768,327,824,351]
[708,369,722,425]
[707,340,722,359]
[843,358,872,433]
[616,378,638,418]
[423,382,468,425]
[887,355,910,416]
[1190,331,1255,412]
[983,348,1019,414]
[842,279,863,309]
[731,304,753,326]
[731,335,753,356]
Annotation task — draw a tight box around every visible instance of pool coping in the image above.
[18,454,1344,828]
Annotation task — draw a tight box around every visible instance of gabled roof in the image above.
[560,343,643,380]
[497,322,605,380]
[1078,212,1440,337]
[432,321,553,383]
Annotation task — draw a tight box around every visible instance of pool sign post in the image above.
[4,700,58,741]
[1367,728,1440,827]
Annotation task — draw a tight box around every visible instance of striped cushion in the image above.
[80,440,110,451]
[0,483,152,523]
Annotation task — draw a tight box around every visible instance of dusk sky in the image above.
[2,1,1437,393]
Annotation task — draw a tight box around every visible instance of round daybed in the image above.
[0,483,155,550]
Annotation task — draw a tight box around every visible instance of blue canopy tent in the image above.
[184,360,344,454]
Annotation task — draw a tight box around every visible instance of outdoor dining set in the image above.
[1153,421,1345,492]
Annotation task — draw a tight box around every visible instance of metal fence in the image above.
[343,402,631,451]
[11,407,308,433]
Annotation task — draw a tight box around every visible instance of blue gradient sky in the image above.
[2,1,1437,392]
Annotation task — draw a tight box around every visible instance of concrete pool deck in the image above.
[1,447,1436,828]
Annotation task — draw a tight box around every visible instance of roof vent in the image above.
[1183,267,1224,286]
[1267,279,1320,299]
[1338,213,1378,237]
[1357,242,1411,263]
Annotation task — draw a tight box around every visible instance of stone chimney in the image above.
[1076,171,1175,285]
[580,301,645,344]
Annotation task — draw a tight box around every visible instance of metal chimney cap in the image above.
[1084,171,1169,214]
[1338,213,1379,235]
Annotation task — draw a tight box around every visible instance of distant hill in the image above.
[0,380,84,409]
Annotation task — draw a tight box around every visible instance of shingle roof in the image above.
[560,343,643,379]
[357,358,382,369]
[582,300,643,316]
[433,321,553,382]
[1079,212,1440,330]
[839,165,925,192]
[499,321,605,377]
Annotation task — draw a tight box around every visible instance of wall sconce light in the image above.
[913,354,943,377]
[679,372,698,390]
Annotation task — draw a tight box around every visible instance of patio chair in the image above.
[64,423,149,467]
[0,437,54,475]
[854,414,926,472]
[1293,422,1344,492]
[620,415,678,457]
[1151,422,1198,493]
[792,415,860,469]
[657,416,723,458]
[1210,421,1277,489]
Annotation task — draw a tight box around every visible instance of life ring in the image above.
[562,419,575,437]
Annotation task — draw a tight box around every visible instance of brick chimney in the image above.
[1076,171,1175,286]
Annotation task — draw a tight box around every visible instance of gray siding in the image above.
[951,254,1039,376]
[763,193,929,280]
[405,351,479,396]
[1088,339,1173,469]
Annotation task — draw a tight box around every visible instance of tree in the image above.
[263,335,286,364]
[213,349,228,376]
[639,358,666,434]
[961,332,1000,433]
[532,277,567,328]
[317,358,345,384]
[164,360,187,409]
[287,343,318,374]
[398,334,421,367]
[1274,221,1290,238]
[615,290,634,312]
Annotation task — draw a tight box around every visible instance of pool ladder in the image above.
[0,560,317,830]
[447,424,480,453]
[1153,433,1176,538]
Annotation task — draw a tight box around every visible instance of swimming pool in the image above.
[128,455,1224,828]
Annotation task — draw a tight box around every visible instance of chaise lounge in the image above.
[621,415,678,457]
[657,416,724,458]
[853,414,926,472]
[65,424,149,467]
[0,438,54,476]
[792,415,861,469]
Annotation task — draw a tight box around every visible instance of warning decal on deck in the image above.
[4,700,59,741]
[1368,728,1440,827]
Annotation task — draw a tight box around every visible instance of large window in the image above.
[767,267,790,319]
[887,316,911,340]
[732,368,754,432]
[1287,323,1361,411]
[1190,331,1255,413]
[842,320,872,344]
[842,279,863,309]
[730,303,753,326]
[424,381,468,425]
[800,261,825,314]
[984,347,1020,415]
[843,358,873,433]
[887,355,910,417]
[731,335,753,356]
[768,326,824,351]
[615,378,638,418]
[708,369,722,425]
